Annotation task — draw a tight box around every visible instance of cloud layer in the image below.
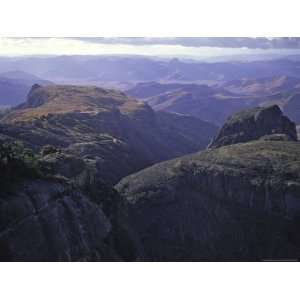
[1,38,300,57]
[73,37,300,49]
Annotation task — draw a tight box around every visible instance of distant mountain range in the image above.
[1,56,300,85]
[127,81,264,125]
[126,76,300,126]
[2,55,300,110]
[220,75,300,96]
[0,71,51,107]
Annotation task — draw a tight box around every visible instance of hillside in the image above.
[221,75,300,96]
[127,82,264,125]
[0,84,217,261]
[0,84,217,184]
[126,82,217,99]
[2,87,300,261]
[116,107,300,261]
[0,141,140,261]
[117,140,300,261]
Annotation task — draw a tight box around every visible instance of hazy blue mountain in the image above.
[0,71,52,107]
[1,56,300,86]
[127,81,264,125]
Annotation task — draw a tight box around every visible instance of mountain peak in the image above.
[3,85,146,122]
[208,105,297,148]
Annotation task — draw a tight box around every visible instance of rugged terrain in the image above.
[209,105,297,148]
[0,141,140,261]
[0,84,217,184]
[116,106,300,261]
[220,75,300,96]
[1,84,300,261]
[127,82,264,125]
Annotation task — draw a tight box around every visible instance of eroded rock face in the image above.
[0,141,141,262]
[0,175,142,261]
[208,105,297,149]
[0,179,114,261]
[116,141,300,261]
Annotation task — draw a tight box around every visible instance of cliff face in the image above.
[0,179,113,261]
[209,105,297,149]
[116,109,300,261]
[116,141,300,261]
[0,141,141,261]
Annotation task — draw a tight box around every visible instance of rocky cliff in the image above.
[2,85,300,261]
[0,141,140,261]
[208,105,297,149]
[117,140,300,261]
[116,108,300,261]
[0,84,218,261]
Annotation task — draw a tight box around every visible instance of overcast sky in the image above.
[1,37,300,58]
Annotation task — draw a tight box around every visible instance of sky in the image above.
[1,37,300,58]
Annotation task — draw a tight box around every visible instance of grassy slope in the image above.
[117,141,300,199]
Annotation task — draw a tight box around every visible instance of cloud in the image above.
[0,37,246,56]
[71,37,300,49]
[1,37,300,57]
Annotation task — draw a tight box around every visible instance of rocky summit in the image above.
[208,105,297,149]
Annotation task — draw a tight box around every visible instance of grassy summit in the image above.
[2,84,146,122]
[117,140,300,199]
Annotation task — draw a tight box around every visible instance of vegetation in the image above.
[0,141,40,191]
[2,85,142,122]
[117,140,300,202]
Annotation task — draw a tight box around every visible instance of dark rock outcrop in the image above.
[0,139,143,262]
[259,133,295,141]
[0,178,114,261]
[116,141,300,261]
[208,105,297,149]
